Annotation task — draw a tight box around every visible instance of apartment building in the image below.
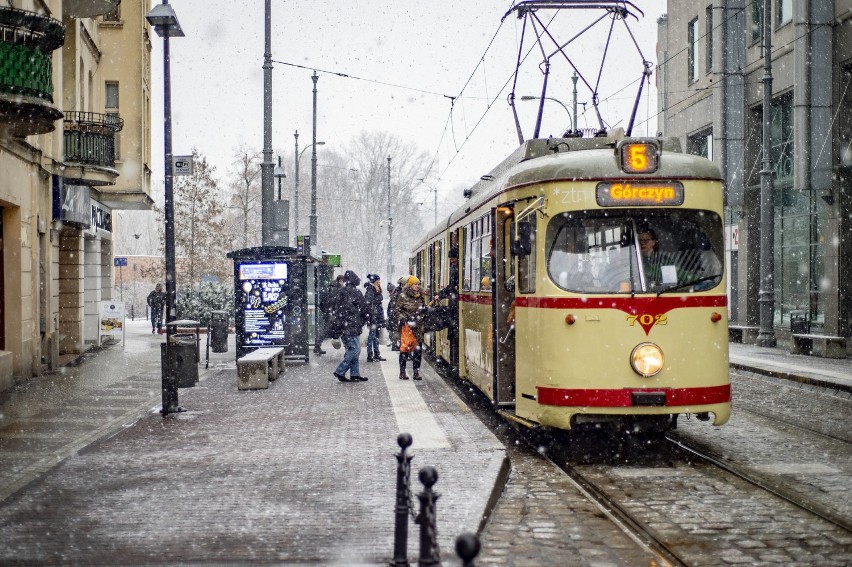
[657,0,852,344]
[0,0,152,392]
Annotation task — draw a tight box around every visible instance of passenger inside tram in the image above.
[546,211,724,294]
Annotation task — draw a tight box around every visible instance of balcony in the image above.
[63,111,123,186]
[0,6,65,138]
[64,0,121,19]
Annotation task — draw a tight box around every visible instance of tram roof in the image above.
[413,131,722,249]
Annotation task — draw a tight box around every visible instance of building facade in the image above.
[0,0,152,393]
[657,0,852,345]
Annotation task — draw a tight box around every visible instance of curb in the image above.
[730,362,852,395]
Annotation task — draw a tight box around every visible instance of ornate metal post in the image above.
[415,466,440,566]
[392,433,414,567]
[455,533,481,567]
[757,0,776,347]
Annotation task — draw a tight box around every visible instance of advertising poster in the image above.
[239,262,289,347]
[99,301,125,344]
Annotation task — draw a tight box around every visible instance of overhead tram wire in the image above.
[270,59,453,99]
[426,9,562,182]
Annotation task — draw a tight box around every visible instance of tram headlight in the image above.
[630,343,664,377]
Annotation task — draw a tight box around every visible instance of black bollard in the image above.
[455,533,480,567]
[415,466,441,567]
[392,433,414,567]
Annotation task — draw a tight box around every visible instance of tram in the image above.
[410,131,730,433]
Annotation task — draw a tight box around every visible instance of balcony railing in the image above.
[0,7,65,136]
[64,111,124,169]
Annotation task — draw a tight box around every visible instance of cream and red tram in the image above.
[411,132,730,433]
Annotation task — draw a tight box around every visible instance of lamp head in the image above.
[146,3,184,37]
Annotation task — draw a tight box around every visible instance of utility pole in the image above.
[260,0,273,246]
[387,155,393,281]
[309,71,319,254]
[757,0,776,348]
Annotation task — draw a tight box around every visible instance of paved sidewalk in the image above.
[0,322,506,565]
[729,341,852,394]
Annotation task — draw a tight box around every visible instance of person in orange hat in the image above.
[395,275,427,380]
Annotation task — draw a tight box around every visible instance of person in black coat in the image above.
[333,270,371,383]
[386,277,405,351]
[315,274,344,355]
[363,274,386,362]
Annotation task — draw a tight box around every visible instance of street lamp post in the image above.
[274,156,289,245]
[309,71,320,253]
[260,0,274,246]
[418,178,438,226]
[293,135,324,243]
[520,95,573,136]
[571,72,579,137]
[387,155,393,281]
[146,0,184,415]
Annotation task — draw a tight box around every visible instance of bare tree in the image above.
[170,148,227,288]
[223,144,262,250]
[316,131,431,282]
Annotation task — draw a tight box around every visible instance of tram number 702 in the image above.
[626,313,668,326]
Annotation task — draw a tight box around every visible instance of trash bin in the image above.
[790,310,809,334]
[168,333,199,387]
[210,310,229,353]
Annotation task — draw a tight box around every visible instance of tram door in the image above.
[493,206,516,406]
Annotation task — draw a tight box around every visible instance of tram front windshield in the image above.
[546,210,724,294]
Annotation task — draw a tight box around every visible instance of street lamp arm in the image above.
[520,95,573,131]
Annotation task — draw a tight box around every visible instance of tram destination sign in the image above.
[596,181,684,207]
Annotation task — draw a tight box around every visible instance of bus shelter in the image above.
[228,247,313,362]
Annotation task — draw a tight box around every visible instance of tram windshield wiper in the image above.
[656,273,722,295]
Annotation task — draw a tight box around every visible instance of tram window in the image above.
[546,210,724,294]
[517,219,537,294]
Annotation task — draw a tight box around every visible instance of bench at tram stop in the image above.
[790,333,848,359]
[728,324,759,344]
[787,310,848,358]
[237,347,286,390]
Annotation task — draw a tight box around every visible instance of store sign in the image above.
[54,179,92,227]
[91,201,112,233]
[239,262,289,347]
[99,301,125,342]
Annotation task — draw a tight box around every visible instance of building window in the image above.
[751,2,764,44]
[705,5,713,73]
[777,0,792,25]
[103,6,120,21]
[688,18,699,83]
[105,81,120,160]
[770,91,794,182]
[687,127,713,161]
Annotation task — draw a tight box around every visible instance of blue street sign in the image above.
[114,257,128,267]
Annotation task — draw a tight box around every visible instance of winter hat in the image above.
[407,275,420,287]
[343,270,360,286]
[367,274,381,283]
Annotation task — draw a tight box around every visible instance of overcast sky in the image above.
[150,0,667,213]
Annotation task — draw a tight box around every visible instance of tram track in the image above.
[666,432,852,534]
[532,439,688,567]
[431,353,851,564]
[735,404,850,444]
